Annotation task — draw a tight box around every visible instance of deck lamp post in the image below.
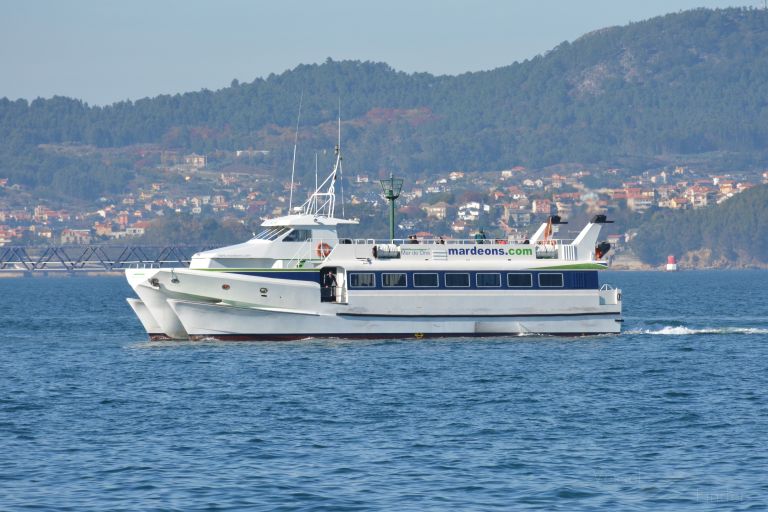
[379,173,403,241]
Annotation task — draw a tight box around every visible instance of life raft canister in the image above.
[316,242,332,258]
[371,244,400,259]
[595,241,611,259]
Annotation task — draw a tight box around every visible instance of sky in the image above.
[0,0,754,106]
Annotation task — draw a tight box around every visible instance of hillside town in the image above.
[1,149,767,249]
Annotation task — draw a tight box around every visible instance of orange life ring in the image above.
[316,242,332,258]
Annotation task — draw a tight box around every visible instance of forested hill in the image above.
[3,7,768,199]
[630,184,768,267]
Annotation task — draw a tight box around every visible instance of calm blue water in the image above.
[1,271,767,511]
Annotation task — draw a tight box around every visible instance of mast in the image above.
[288,91,303,212]
[293,100,349,220]
[337,109,346,218]
[300,128,342,219]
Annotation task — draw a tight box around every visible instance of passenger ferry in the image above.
[126,142,622,341]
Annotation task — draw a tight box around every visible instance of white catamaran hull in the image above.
[167,298,622,340]
[126,298,169,340]
[126,269,190,339]
[126,263,622,340]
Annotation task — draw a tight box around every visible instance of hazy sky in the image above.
[0,0,752,105]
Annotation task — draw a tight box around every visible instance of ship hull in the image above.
[126,298,172,340]
[167,298,622,341]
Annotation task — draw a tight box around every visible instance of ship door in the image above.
[320,267,339,303]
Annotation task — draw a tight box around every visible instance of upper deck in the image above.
[325,237,605,270]
[188,214,611,271]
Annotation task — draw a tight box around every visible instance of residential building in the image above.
[60,229,92,244]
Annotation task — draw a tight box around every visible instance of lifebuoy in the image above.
[316,242,332,258]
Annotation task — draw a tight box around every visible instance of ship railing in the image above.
[127,262,155,269]
[300,237,578,264]
[286,239,316,268]
[337,237,575,246]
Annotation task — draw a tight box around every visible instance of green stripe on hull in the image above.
[533,263,608,270]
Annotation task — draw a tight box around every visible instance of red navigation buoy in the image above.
[666,255,678,271]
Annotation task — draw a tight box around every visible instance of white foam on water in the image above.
[627,326,768,336]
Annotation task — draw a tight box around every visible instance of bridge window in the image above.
[382,273,407,288]
[507,273,532,287]
[282,229,312,242]
[445,273,470,288]
[253,227,290,241]
[349,272,375,288]
[413,273,439,288]
[476,273,501,287]
[538,273,564,287]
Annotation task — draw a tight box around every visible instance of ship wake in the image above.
[628,326,768,336]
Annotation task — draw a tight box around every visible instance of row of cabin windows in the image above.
[348,272,564,289]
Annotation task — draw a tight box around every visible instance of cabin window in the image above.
[253,227,290,241]
[282,229,312,242]
[382,273,407,288]
[445,273,470,288]
[476,273,501,288]
[538,273,564,287]
[349,272,375,288]
[413,273,439,288]
[507,273,533,287]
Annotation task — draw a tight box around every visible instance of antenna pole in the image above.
[289,91,303,211]
[337,101,346,218]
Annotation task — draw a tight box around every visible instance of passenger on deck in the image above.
[321,270,337,302]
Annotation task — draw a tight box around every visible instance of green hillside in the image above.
[3,7,768,200]
[630,184,768,266]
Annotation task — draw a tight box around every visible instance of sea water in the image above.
[0,271,766,511]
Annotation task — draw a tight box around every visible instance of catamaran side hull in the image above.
[168,299,621,341]
[126,298,172,340]
[131,282,188,339]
